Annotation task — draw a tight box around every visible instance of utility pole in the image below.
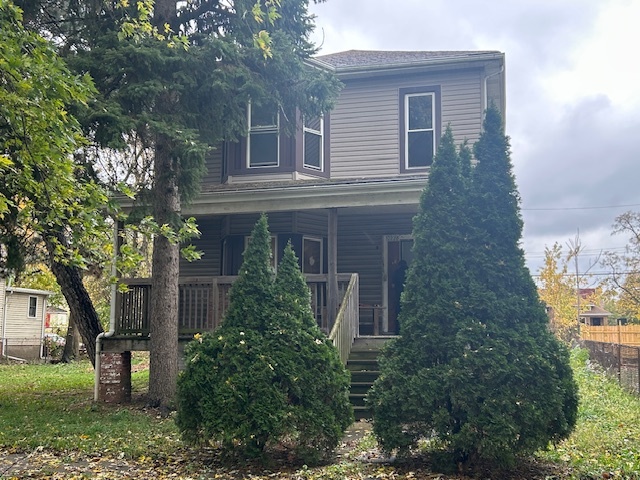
[566,230,602,335]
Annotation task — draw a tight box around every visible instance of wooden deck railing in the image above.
[115,274,353,337]
[329,273,359,364]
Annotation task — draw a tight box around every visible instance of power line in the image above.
[522,203,640,212]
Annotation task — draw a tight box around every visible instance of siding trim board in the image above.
[183,177,428,216]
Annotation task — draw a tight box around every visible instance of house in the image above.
[1,278,52,361]
[46,305,69,334]
[100,49,506,402]
[577,288,612,326]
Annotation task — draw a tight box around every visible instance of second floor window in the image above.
[303,115,323,170]
[247,102,279,168]
[405,92,435,169]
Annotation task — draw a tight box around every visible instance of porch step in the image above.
[347,337,391,420]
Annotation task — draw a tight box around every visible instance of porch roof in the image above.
[182,176,428,216]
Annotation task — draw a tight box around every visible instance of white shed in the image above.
[1,278,53,361]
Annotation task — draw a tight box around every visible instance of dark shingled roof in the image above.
[314,50,501,69]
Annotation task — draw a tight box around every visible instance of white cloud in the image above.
[308,0,640,273]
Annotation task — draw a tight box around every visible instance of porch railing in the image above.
[115,274,354,337]
[328,273,359,364]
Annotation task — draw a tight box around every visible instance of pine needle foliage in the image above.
[369,111,578,470]
[176,217,352,463]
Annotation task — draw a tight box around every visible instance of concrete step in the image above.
[350,381,374,395]
[349,370,380,383]
[347,359,379,371]
[349,393,368,407]
[353,405,372,420]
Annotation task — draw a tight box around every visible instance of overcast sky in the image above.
[308,0,640,280]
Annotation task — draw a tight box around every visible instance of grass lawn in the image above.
[1,349,640,479]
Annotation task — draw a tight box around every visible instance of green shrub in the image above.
[176,216,352,462]
[368,114,577,470]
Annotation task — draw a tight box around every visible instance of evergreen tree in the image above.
[176,218,352,462]
[271,243,353,462]
[369,112,578,469]
[223,215,276,332]
[18,0,341,407]
[368,126,475,453]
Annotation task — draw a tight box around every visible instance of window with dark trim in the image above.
[302,237,323,274]
[28,296,37,318]
[247,102,279,168]
[303,115,323,171]
[399,86,441,172]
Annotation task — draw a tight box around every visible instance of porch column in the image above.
[328,208,339,327]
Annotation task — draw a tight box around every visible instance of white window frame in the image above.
[302,236,323,274]
[247,102,279,168]
[303,115,324,171]
[404,92,436,170]
[28,296,37,318]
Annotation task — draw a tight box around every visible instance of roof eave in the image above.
[6,287,54,296]
[313,52,505,80]
[181,177,428,216]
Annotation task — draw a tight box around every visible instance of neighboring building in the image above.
[577,288,612,326]
[1,278,52,361]
[100,49,506,402]
[46,305,69,334]
[579,304,613,327]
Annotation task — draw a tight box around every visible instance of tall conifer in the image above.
[369,113,577,469]
[177,219,352,462]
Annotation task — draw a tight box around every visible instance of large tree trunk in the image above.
[147,133,180,410]
[61,312,80,362]
[47,244,103,368]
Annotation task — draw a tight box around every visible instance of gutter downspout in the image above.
[94,220,119,401]
[40,296,48,359]
[1,291,9,358]
[483,64,505,116]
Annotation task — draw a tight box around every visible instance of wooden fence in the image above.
[581,325,640,347]
[582,340,640,394]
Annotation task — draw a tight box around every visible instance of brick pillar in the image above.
[98,351,131,403]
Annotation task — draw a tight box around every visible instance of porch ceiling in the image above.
[182,177,428,216]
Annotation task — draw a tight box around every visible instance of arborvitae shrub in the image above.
[176,217,352,462]
[271,243,353,462]
[368,116,577,469]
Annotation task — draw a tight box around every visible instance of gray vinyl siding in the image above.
[226,212,295,235]
[337,212,414,306]
[179,217,223,276]
[294,211,328,237]
[201,148,223,188]
[227,173,297,184]
[330,69,483,179]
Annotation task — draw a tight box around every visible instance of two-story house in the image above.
[101,50,505,402]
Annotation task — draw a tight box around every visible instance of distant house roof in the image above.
[580,305,612,318]
[47,306,68,315]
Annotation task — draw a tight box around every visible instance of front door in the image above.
[385,237,414,334]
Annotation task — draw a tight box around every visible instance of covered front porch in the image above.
[97,178,424,402]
